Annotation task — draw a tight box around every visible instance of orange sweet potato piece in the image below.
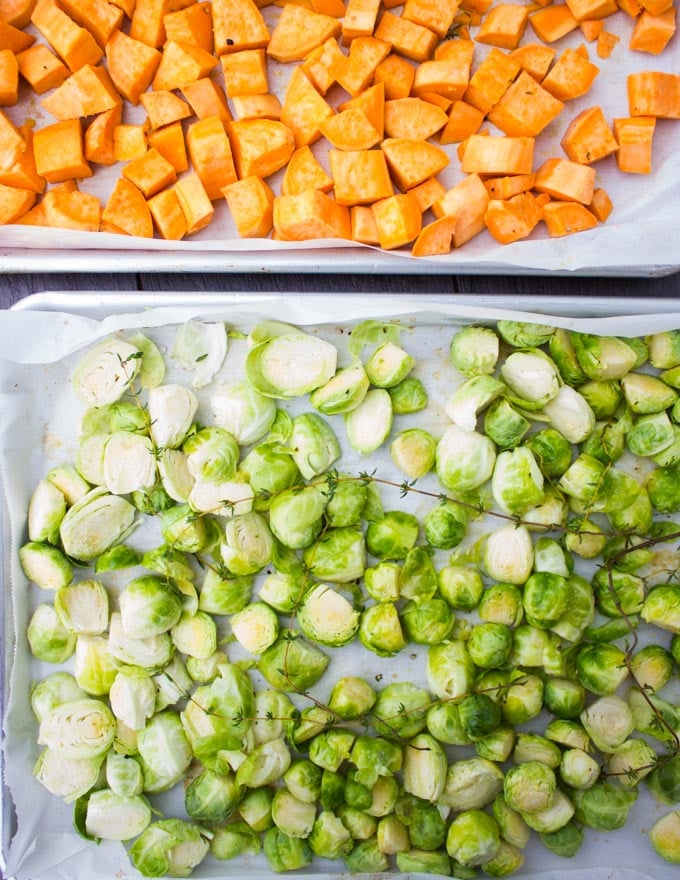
[534,156,596,203]
[0,0,38,29]
[461,134,534,175]
[221,48,268,96]
[101,177,153,236]
[0,20,35,52]
[509,42,555,81]
[186,115,236,198]
[16,44,68,94]
[212,0,270,55]
[281,67,334,148]
[411,214,457,256]
[412,59,471,101]
[402,0,459,37]
[330,148,393,205]
[281,145,333,195]
[163,2,213,52]
[33,119,91,182]
[152,39,217,90]
[589,186,613,220]
[320,108,381,149]
[561,105,619,163]
[268,4,341,62]
[140,89,192,129]
[300,37,343,94]
[106,29,162,105]
[273,189,350,240]
[182,77,232,121]
[432,173,490,246]
[0,109,25,171]
[629,8,676,54]
[123,146,177,197]
[484,172,535,199]
[596,29,619,56]
[0,181,35,222]
[42,188,100,230]
[580,18,604,39]
[373,11,438,62]
[476,3,530,48]
[0,123,43,191]
[628,71,680,117]
[331,35,390,96]
[339,81,384,137]
[223,174,274,237]
[381,136,449,190]
[640,0,673,13]
[372,192,421,249]
[31,0,103,71]
[130,0,171,48]
[229,118,295,178]
[407,175,446,211]
[0,50,17,105]
[342,0,381,40]
[542,200,598,236]
[351,204,380,243]
[541,47,600,100]
[174,171,214,232]
[484,191,543,243]
[148,187,187,239]
[488,70,564,137]
[530,5,579,41]
[439,100,484,144]
[613,115,655,172]
[565,0,617,19]
[113,124,148,161]
[463,48,521,114]
[373,53,415,100]
[59,0,124,48]
[231,93,282,119]
[618,0,643,14]
[84,104,121,165]
[41,64,121,119]
[148,120,189,171]
[384,97,448,139]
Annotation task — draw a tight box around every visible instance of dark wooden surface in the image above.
[0,270,678,309]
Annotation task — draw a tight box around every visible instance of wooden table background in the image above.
[0,269,678,309]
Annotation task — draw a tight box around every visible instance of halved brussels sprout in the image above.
[542,385,596,444]
[59,487,136,562]
[246,328,337,398]
[290,412,341,479]
[303,527,366,583]
[402,733,446,802]
[572,782,638,831]
[103,431,156,495]
[33,748,103,803]
[524,428,572,479]
[84,789,152,841]
[571,334,639,380]
[492,447,545,515]
[484,398,530,450]
[258,634,329,692]
[622,372,678,413]
[328,676,376,720]
[450,325,499,377]
[401,597,455,645]
[129,818,211,878]
[28,479,66,545]
[19,541,73,591]
[221,511,273,575]
[345,388,393,454]
[148,384,198,450]
[137,711,193,793]
[649,811,680,863]
[442,757,504,811]
[423,500,468,549]
[500,348,561,408]
[446,375,505,432]
[171,319,227,388]
[210,380,277,444]
[211,822,261,861]
[390,428,437,478]
[230,602,279,654]
[269,484,327,549]
[54,579,109,635]
[446,809,500,867]
[38,698,116,759]
[28,604,76,664]
[436,424,496,493]
[119,575,183,639]
[427,640,475,700]
[479,523,534,585]
[365,510,419,560]
[310,361,371,415]
[359,602,405,656]
[72,339,141,407]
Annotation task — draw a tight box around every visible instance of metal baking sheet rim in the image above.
[0,246,678,277]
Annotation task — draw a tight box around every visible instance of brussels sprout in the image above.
[180,427,238,486]
[577,380,622,421]
[482,840,525,877]
[390,427,437,478]
[622,372,678,413]
[583,411,632,464]
[377,815,410,854]
[475,725,516,763]
[272,788,317,838]
[366,510,419,560]
[220,511,273,576]
[500,348,561,408]
[653,426,680,466]
[436,424,496,493]
[344,388,393,454]
[523,487,570,533]
[492,447,544,516]
[538,821,583,858]
[321,769,347,812]
[439,565,484,610]
[372,682,430,739]
[395,793,447,849]
[492,794,531,849]
[467,622,513,669]
[159,504,207,553]
[210,381,277,444]
[576,643,629,696]
[450,325,499,377]
[627,412,675,458]
[424,500,469,549]
[628,687,679,748]
[458,693,502,741]
[520,787,575,834]
[484,398,530,450]
[402,597,455,645]
[309,361,370,415]
[168,611,216,660]
[101,431,156,495]
[19,541,73,592]
[565,517,607,559]
[508,624,551,667]
[647,752,680,805]
[580,694,634,753]
[249,690,295,747]
[359,602,405,656]
[641,584,680,633]
[28,479,67,545]
[363,561,401,602]
[400,733,447,802]
[84,789,151,841]
[72,338,141,407]
[542,385,596,443]
[310,810,354,858]
[235,737,291,789]
[605,738,658,787]
[322,474,367,527]
[559,748,600,790]
[328,676,376,720]
[543,678,586,719]
[630,644,673,693]
[239,444,299,510]
[446,809,500,867]
[646,465,680,513]
[442,757,504,811]
[246,328,337,399]
[239,787,275,831]
[427,640,476,701]
[388,376,428,413]
[396,849,451,876]
[118,575,183,640]
[479,523,534,585]
[45,465,90,508]
[108,672,156,732]
[427,701,472,746]
[288,412,340,480]
[59,487,136,562]
[346,837,390,873]
[225,602,277,655]
[198,568,252,615]
[258,634,329,692]
[478,583,523,628]
[524,428,572,479]
[108,615,171,673]
[571,333,639,380]
[146,385,198,451]
[647,330,680,369]
[296,582,360,647]
[522,571,570,629]
[339,806,378,841]
[291,706,336,745]
[348,735,402,789]
[560,456,641,514]
[129,818,210,878]
[33,747,103,802]
[504,761,555,814]
[303,527,366,584]
[95,543,142,574]
[210,822,261,861]
[73,634,121,696]
[170,319,226,388]
[136,711,193,793]
[38,698,115,759]
[30,672,87,724]
[309,729,356,774]
[364,341,414,388]
[546,328,586,384]
[497,320,554,348]
[649,811,680,864]
[572,782,638,831]
[54,578,109,636]
[366,775,399,818]
[445,375,505,433]
[284,759,323,804]
[502,673,544,725]
[269,484,327,549]
[28,603,76,663]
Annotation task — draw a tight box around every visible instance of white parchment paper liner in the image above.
[2,296,680,880]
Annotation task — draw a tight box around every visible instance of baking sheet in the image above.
[2,292,680,880]
[0,3,679,276]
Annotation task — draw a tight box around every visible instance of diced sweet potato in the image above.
[148,187,187,239]
[373,11,438,62]
[411,215,458,256]
[16,44,68,94]
[123,146,177,197]
[408,175,446,211]
[488,70,564,137]
[373,53,415,100]
[461,134,534,175]
[212,0,270,55]
[221,48,268,96]
[339,81,384,137]
[0,109,25,171]
[175,171,214,232]
[412,59,471,101]
[281,66,334,148]
[148,120,189,171]
[0,0,39,29]
[534,156,596,203]
[542,200,598,236]
[629,8,676,54]
[463,47,521,114]
[273,188,350,240]
[0,19,35,52]
[223,174,274,237]
[0,181,35,222]
[281,145,333,195]
[329,148,393,205]
[301,37,343,94]
[31,0,103,71]
[384,97,448,139]
[613,115,655,172]
[152,39,217,90]
[439,100,484,144]
[476,3,530,48]
[84,104,121,165]
[342,0,381,40]
[530,5,579,41]
[106,29,162,105]
[596,29,619,56]
[331,34,390,96]
[484,191,543,243]
[231,93,282,119]
[182,77,232,122]
[351,204,380,243]
[0,50,18,105]
[432,173,490,246]
[381,136,449,190]
[141,89,192,129]
[372,192,421,249]
[42,188,100,230]
[229,118,295,178]
[41,64,121,119]
[402,0,459,37]
[113,123,148,161]
[628,71,680,117]
[0,123,44,191]
[589,186,613,220]
[509,42,556,81]
[101,177,153,236]
[59,0,124,48]
[130,0,171,48]
[320,108,381,149]
[565,0,617,19]
[580,18,605,39]
[561,105,619,163]
[186,115,236,198]
[484,172,535,199]
[541,47,600,100]
[33,119,91,182]
[268,4,341,62]
[164,2,213,52]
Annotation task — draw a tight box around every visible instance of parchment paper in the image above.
[2,297,680,880]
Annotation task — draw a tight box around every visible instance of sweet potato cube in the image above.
[381,137,449,190]
[412,59,471,100]
[613,115,655,172]
[0,182,35,222]
[384,97,448,139]
[434,39,475,63]
[231,93,282,119]
[106,29,162,105]
[319,108,381,149]
[373,11,438,62]
[402,0,459,37]
[541,48,599,100]
[0,124,43,192]
[281,66,334,148]
[141,90,192,130]
[185,115,236,198]
[130,0,172,48]
[476,3,530,48]
[628,71,680,117]
[463,48,521,114]
[0,50,18,105]
[164,2,213,52]
[0,109,25,171]
[229,118,295,178]
[589,186,613,220]
[268,4,340,62]
[16,44,68,94]
[330,148,393,205]
[461,134,534,175]
[407,175,446,212]
[109,0,135,16]
[411,215,457,256]
[148,187,187,239]
[174,171,214,232]
[123,146,177,197]
[85,104,121,165]
[580,18,604,39]
[182,77,231,121]
[42,189,100,230]
[101,177,153,236]
[33,119,91,182]
[484,172,535,199]
[542,200,598,236]
[529,5,579,41]
[509,42,556,80]
[565,0,617,19]
[223,174,274,237]
[152,40,217,90]
[342,0,381,40]
[561,105,618,164]
[212,0,270,55]
[41,64,121,119]
[0,20,34,53]
[113,124,148,161]
[618,0,643,14]
[488,71,564,137]
[432,173,489,246]
[373,53,415,100]
[484,192,542,243]
[148,120,189,171]
[31,0,103,71]
[281,144,333,195]
[331,35,390,96]
[629,8,676,54]
[596,29,619,56]
[351,204,379,243]
[309,0,347,18]
[59,0,124,48]
[339,81,384,137]
[273,189,350,240]
[221,48,268,96]
[372,192,421,249]
[0,0,39,29]
[439,100,484,144]
[640,0,673,13]
[301,38,343,94]
[534,156,596,203]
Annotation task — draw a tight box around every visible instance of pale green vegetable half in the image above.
[500,348,561,406]
[450,325,499,377]
[148,384,198,450]
[491,447,544,515]
[221,511,274,575]
[445,375,505,432]
[137,711,193,794]
[649,812,680,863]
[33,748,103,802]
[38,698,116,758]
[103,431,156,495]
[72,338,141,407]
[245,332,337,398]
[402,733,447,802]
[85,789,152,840]
[298,582,360,647]
[230,602,279,654]
[345,388,393,454]
[542,385,596,444]
[59,487,136,562]
[28,479,66,544]
[54,578,109,635]
[171,320,227,388]
[210,380,277,443]
[27,604,76,664]
[309,361,370,414]
[479,523,534,585]
[119,576,183,639]
[436,424,496,493]
[183,426,239,483]
[19,541,73,591]
[129,818,211,877]
[290,412,341,479]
